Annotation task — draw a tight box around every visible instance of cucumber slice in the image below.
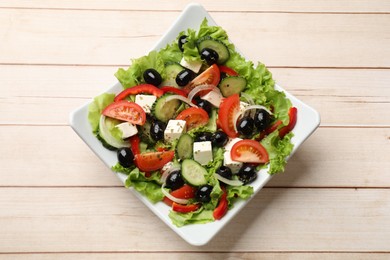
[181,159,208,186]
[160,63,184,88]
[98,115,129,149]
[197,36,230,64]
[151,94,181,123]
[176,134,194,160]
[219,76,247,97]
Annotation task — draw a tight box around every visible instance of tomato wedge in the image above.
[218,94,240,138]
[213,187,228,220]
[176,107,209,130]
[183,64,220,94]
[134,150,175,172]
[114,84,164,102]
[163,184,197,206]
[102,100,146,125]
[279,107,298,138]
[172,202,200,213]
[231,139,269,163]
[160,86,187,97]
[219,65,238,76]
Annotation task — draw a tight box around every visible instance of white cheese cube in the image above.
[180,57,202,73]
[201,91,223,107]
[135,94,157,114]
[223,151,243,173]
[224,137,243,151]
[164,120,186,142]
[193,141,213,165]
[115,122,138,139]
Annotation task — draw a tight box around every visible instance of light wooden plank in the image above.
[1,253,389,260]
[1,66,389,126]
[1,0,390,13]
[0,10,389,67]
[0,126,389,187]
[0,188,389,252]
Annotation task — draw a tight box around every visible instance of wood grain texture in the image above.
[1,253,390,260]
[1,0,390,13]
[0,126,389,187]
[0,188,389,252]
[0,0,389,257]
[0,10,389,67]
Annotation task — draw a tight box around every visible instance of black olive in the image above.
[117,148,134,168]
[150,120,166,141]
[195,185,213,203]
[237,116,255,137]
[143,68,162,86]
[195,132,213,142]
[211,131,228,147]
[200,48,219,65]
[217,166,233,180]
[165,170,185,191]
[238,164,257,184]
[254,109,272,131]
[176,69,194,87]
[196,99,212,115]
[178,35,188,52]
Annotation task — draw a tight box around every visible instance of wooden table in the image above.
[1,1,389,259]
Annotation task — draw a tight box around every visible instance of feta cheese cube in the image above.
[193,141,213,165]
[164,120,186,142]
[201,91,223,107]
[115,122,138,139]
[224,137,243,151]
[223,151,243,173]
[135,94,157,113]
[180,57,202,73]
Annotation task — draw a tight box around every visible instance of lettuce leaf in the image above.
[112,163,164,203]
[261,131,294,174]
[169,208,214,227]
[115,50,166,89]
[179,29,201,62]
[226,185,254,208]
[88,93,115,134]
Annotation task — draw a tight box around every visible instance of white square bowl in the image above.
[69,3,320,246]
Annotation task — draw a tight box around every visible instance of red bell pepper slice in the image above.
[213,187,228,220]
[279,107,298,138]
[129,135,140,156]
[172,202,200,213]
[219,65,238,76]
[114,84,164,101]
[160,86,187,97]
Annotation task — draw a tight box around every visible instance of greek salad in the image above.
[87,19,297,227]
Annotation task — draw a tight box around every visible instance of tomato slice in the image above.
[218,94,240,138]
[102,100,146,125]
[134,150,175,172]
[176,107,209,130]
[160,86,187,97]
[231,139,269,163]
[279,107,298,138]
[213,187,228,220]
[114,84,164,102]
[183,64,220,94]
[219,65,238,76]
[163,184,197,206]
[172,202,200,213]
